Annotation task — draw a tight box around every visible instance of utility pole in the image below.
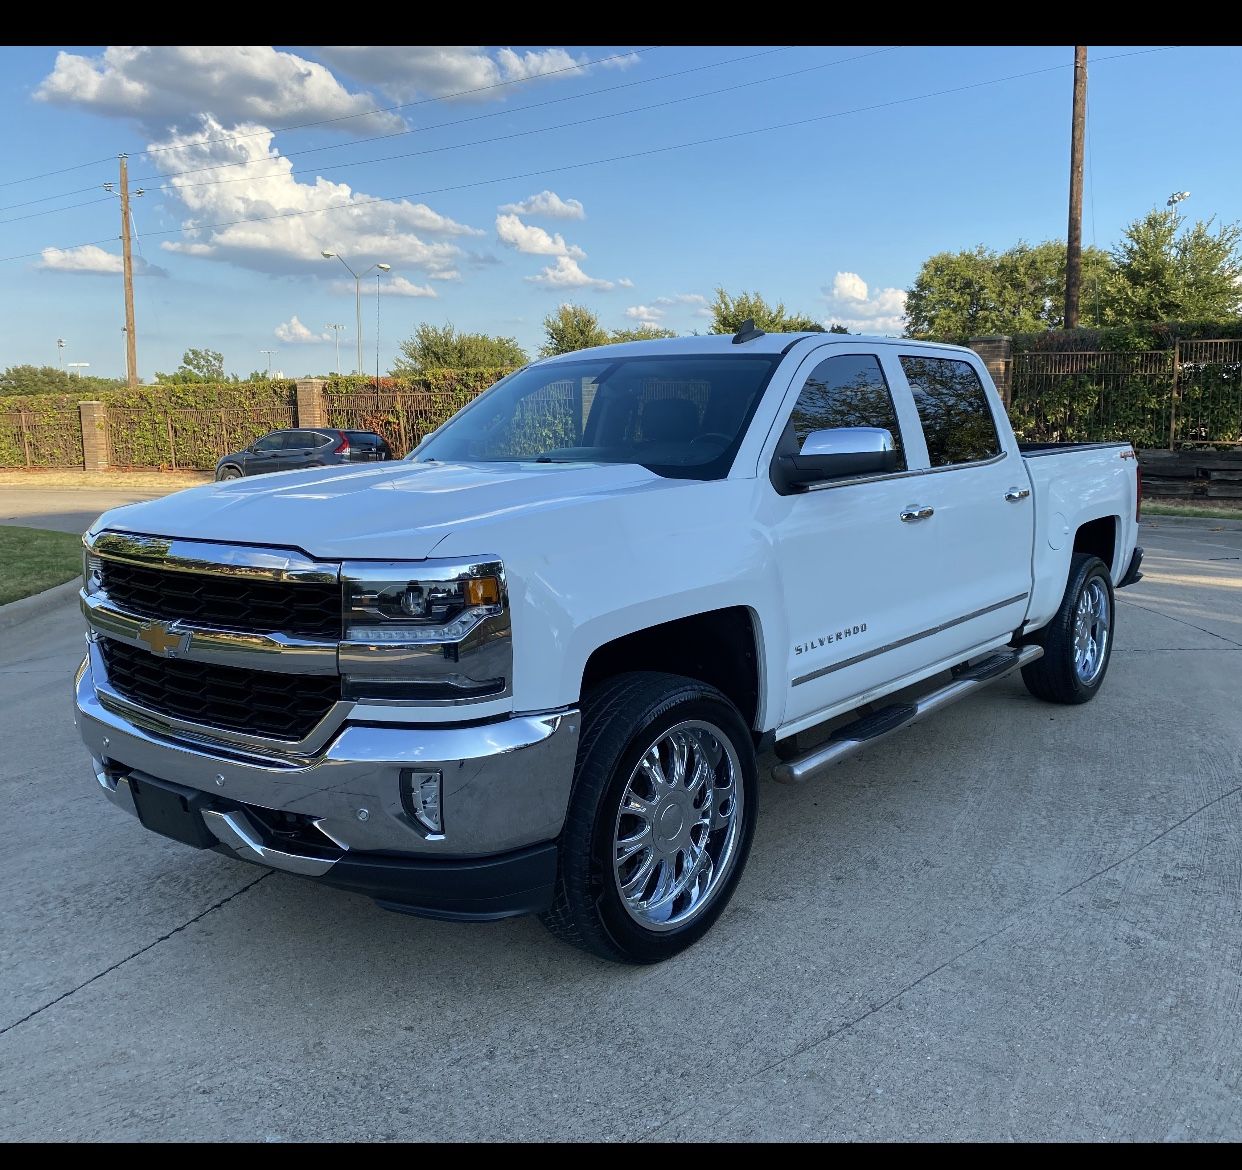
[1065,46,1087,330]
[119,154,139,386]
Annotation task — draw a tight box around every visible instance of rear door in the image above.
[885,351,1033,664]
[284,429,330,469]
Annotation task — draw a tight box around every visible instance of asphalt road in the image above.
[0,511,1239,1141]
[0,487,173,535]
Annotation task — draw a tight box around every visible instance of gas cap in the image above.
[1048,511,1071,550]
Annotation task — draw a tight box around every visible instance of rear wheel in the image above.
[541,671,757,964]
[1022,554,1114,704]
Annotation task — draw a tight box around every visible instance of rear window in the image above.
[899,356,1002,467]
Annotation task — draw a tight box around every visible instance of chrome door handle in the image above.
[1005,486,1031,501]
[900,505,935,523]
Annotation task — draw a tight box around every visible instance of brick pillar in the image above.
[295,378,327,428]
[79,401,110,470]
[968,335,1013,408]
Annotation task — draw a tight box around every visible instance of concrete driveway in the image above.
[0,518,1239,1141]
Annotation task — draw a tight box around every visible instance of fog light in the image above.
[401,769,443,835]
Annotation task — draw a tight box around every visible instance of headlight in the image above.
[83,548,104,596]
[340,559,512,703]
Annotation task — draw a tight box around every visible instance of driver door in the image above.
[244,432,286,475]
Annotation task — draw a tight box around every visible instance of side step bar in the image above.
[772,645,1044,784]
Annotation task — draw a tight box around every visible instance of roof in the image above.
[532,331,974,364]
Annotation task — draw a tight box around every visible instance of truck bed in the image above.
[1019,441,1132,457]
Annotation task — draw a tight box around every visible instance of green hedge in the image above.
[1012,320,1242,354]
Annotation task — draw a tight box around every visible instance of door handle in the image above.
[900,505,935,523]
[1005,486,1031,501]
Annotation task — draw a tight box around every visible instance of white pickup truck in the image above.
[75,325,1142,963]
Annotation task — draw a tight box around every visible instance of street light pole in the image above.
[326,323,345,376]
[260,349,277,378]
[57,338,66,385]
[321,252,391,375]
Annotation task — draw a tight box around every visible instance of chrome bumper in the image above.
[74,652,580,862]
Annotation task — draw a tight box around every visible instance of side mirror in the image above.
[774,427,897,491]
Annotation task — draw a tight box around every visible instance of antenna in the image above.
[732,318,766,345]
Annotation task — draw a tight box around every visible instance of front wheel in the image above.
[1022,553,1115,704]
[216,465,243,481]
[541,672,757,963]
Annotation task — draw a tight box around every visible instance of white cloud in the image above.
[498,190,586,220]
[36,244,166,277]
[275,315,331,344]
[625,304,665,323]
[495,213,585,260]
[526,256,614,291]
[653,293,707,307]
[376,276,438,298]
[821,271,907,335]
[36,46,400,134]
[318,46,635,102]
[149,116,473,278]
[616,277,634,288]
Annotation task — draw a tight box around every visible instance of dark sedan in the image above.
[215,429,393,480]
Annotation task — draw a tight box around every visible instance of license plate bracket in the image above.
[128,773,219,849]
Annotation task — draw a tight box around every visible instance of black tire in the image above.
[541,671,758,964]
[1022,553,1115,704]
[216,465,243,481]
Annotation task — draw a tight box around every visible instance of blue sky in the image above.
[0,44,1237,380]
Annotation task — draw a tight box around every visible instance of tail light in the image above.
[1136,461,1143,522]
[333,433,350,455]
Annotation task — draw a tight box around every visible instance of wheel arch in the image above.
[580,606,764,733]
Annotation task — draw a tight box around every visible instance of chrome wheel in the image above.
[612,720,744,932]
[1073,577,1111,685]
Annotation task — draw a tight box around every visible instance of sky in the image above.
[0,43,1238,381]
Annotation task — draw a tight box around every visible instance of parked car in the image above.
[214,428,392,479]
[77,324,1141,964]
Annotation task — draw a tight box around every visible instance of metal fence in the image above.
[0,409,85,468]
[325,389,484,457]
[1010,340,1242,449]
[107,406,297,470]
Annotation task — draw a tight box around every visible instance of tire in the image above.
[1022,553,1115,704]
[541,671,758,964]
[216,465,243,481]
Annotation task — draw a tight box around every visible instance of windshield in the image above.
[413,353,782,480]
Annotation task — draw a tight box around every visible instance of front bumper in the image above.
[74,651,580,921]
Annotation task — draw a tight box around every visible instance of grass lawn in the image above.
[1144,501,1242,521]
[0,526,83,606]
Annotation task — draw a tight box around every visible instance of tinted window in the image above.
[789,353,905,471]
[346,431,381,447]
[900,356,1001,467]
[417,355,781,481]
[253,432,284,452]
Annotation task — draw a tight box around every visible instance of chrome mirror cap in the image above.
[799,426,895,457]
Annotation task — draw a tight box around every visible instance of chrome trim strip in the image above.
[81,592,339,675]
[202,809,339,876]
[800,451,1009,493]
[88,530,340,584]
[87,639,350,761]
[791,593,1030,687]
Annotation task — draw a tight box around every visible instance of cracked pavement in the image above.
[0,513,1239,1141]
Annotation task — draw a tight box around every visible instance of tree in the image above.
[708,288,826,335]
[904,242,1116,340]
[0,364,125,396]
[155,348,231,383]
[828,324,851,334]
[540,304,609,356]
[1108,209,1242,323]
[393,323,527,374]
[609,325,677,343]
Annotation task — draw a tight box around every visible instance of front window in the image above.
[414,355,782,480]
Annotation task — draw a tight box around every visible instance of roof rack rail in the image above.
[732,318,766,345]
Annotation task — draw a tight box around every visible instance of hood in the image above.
[90,460,667,560]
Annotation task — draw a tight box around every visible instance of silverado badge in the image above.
[137,621,189,659]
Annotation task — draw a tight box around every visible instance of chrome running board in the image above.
[772,645,1044,784]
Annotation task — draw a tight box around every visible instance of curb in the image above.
[0,579,81,634]
[1142,514,1242,532]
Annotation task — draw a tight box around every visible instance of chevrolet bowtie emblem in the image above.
[137,621,187,658]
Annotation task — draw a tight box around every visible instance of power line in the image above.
[0,45,1177,265]
[148,48,896,197]
[0,46,658,191]
[131,46,795,188]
